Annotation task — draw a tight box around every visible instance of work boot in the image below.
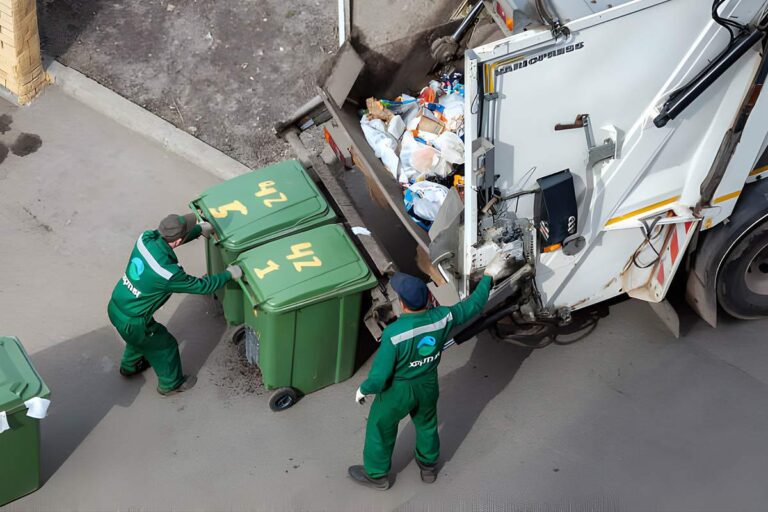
[416,459,438,483]
[158,375,198,396]
[119,357,151,378]
[348,465,390,490]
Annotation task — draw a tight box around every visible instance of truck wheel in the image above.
[717,221,768,319]
[269,388,298,411]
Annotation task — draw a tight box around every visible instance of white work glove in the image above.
[356,387,367,405]
[226,265,243,280]
[484,252,514,283]
[199,221,215,239]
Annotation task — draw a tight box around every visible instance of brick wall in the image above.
[0,0,44,103]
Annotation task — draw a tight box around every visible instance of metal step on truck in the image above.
[272,0,768,346]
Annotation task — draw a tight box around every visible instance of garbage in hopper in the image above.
[359,73,466,231]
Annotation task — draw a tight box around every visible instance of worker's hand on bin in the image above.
[226,265,243,280]
[199,221,215,239]
[484,252,514,283]
[356,387,367,405]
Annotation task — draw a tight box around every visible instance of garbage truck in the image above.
[272,0,768,346]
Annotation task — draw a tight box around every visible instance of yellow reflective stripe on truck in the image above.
[605,196,679,226]
[749,165,768,177]
[713,191,741,204]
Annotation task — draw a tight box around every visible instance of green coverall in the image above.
[107,227,231,392]
[360,275,492,478]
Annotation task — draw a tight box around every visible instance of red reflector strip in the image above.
[669,227,679,264]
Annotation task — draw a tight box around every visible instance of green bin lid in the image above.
[0,337,49,413]
[192,160,336,251]
[236,224,378,313]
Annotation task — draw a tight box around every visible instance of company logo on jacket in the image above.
[417,336,437,356]
[410,336,440,367]
[128,257,145,280]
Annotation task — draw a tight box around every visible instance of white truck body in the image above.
[459,0,768,312]
[281,0,768,338]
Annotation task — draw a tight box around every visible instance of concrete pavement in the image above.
[2,85,768,511]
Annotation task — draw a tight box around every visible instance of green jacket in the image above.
[110,228,231,319]
[360,275,492,395]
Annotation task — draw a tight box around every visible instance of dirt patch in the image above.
[37,0,338,169]
[208,329,264,397]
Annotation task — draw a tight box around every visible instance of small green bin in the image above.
[0,336,50,506]
[190,160,337,325]
[235,224,378,408]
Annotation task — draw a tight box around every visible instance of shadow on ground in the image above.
[37,0,107,59]
[165,295,228,377]
[31,325,142,481]
[390,337,532,475]
[31,295,226,481]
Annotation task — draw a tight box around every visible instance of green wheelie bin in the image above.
[235,224,378,411]
[190,160,337,326]
[0,336,51,506]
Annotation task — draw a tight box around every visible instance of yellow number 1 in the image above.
[209,200,248,219]
[253,260,280,279]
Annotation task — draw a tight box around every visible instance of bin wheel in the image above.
[231,325,246,345]
[269,388,298,411]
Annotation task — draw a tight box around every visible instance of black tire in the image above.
[269,388,298,412]
[231,325,246,345]
[717,220,768,319]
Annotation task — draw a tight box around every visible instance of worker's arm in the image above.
[165,268,231,295]
[448,275,492,326]
[360,334,397,395]
[183,224,203,243]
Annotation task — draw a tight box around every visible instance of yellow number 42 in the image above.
[255,180,288,208]
[286,242,322,272]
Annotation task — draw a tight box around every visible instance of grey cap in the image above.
[158,213,196,242]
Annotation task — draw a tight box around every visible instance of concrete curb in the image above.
[44,59,251,181]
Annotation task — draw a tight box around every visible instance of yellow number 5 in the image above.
[209,200,248,219]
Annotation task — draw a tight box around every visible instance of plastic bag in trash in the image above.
[399,133,452,180]
[404,181,449,229]
[361,116,400,179]
[434,131,464,164]
[439,93,464,123]
[387,115,406,140]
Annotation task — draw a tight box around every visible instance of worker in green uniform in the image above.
[107,213,242,396]
[348,253,513,490]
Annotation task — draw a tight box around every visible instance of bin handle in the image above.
[235,269,261,312]
[189,200,221,244]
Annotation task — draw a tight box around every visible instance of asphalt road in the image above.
[2,86,768,512]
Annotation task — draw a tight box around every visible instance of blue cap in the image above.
[390,272,429,310]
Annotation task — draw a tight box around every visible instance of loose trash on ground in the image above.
[359,73,466,231]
